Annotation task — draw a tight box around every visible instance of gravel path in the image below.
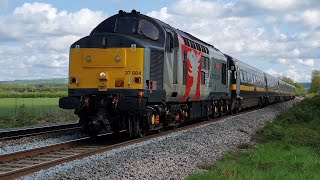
[21,99,299,180]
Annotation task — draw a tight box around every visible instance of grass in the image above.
[0,98,62,117]
[0,98,77,129]
[188,95,320,180]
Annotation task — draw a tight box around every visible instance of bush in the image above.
[256,95,320,148]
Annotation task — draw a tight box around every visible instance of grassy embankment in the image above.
[189,95,320,179]
[0,98,77,129]
[0,80,78,129]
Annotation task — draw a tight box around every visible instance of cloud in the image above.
[146,0,320,82]
[297,59,315,67]
[0,3,107,40]
[278,58,288,65]
[0,0,319,82]
[0,2,107,80]
[265,69,278,76]
[0,0,8,11]
[265,67,312,82]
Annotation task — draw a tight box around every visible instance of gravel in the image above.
[0,130,85,155]
[0,121,77,133]
[20,99,299,180]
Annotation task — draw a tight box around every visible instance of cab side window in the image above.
[222,63,227,85]
[165,32,173,52]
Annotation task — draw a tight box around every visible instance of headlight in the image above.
[99,72,106,80]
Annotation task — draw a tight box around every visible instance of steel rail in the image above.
[0,122,82,141]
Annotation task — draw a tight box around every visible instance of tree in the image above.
[294,83,306,95]
[281,77,295,86]
[309,70,320,93]
[281,77,305,95]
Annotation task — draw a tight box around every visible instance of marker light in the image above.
[134,77,141,84]
[115,79,124,87]
[70,77,78,84]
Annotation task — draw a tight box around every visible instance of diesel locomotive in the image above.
[59,10,295,137]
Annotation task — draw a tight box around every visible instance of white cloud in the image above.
[146,0,320,82]
[0,1,319,82]
[0,3,107,40]
[278,58,288,65]
[264,67,311,82]
[148,7,171,22]
[297,59,315,67]
[265,69,279,76]
[265,16,277,24]
[246,0,300,11]
[0,2,107,80]
[168,0,226,17]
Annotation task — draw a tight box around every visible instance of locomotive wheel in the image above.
[258,98,263,108]
[232,100,240,114]
[133,116,147,138]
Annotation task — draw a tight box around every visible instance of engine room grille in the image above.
[150,49,164,89]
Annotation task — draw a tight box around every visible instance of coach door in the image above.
[164,28,179,100]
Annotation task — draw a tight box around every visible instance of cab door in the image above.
[164,28,179,101]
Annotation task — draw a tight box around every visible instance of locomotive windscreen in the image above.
[114,17,138,34]
[91,16,160,41]
[115,17,159,40]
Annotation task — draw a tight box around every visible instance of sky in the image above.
[0,0,319,82]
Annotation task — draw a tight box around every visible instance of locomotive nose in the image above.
[68,34,146,95]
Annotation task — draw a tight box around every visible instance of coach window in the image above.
[240,70,244,82]
[243,71,248,82]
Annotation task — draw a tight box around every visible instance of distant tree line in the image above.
[0,84,67,98]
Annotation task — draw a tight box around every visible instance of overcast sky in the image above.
[0,0,319,82]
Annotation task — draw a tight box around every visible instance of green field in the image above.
[189,95,320,179]
[0,98,60,117]
[0,98,78,129]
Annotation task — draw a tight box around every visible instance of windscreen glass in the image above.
[114,17,138,34]
[114,17,160,41]
[138,19,159,40]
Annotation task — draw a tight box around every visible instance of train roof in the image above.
[278,79,296,88]
[149,14,221,51]
[228,56,264,74]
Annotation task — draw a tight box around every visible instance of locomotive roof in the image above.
[150,14,221,52]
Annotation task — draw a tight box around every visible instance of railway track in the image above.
[0,122,82,141]
[0,112,245,179]
[0,107,266,179]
